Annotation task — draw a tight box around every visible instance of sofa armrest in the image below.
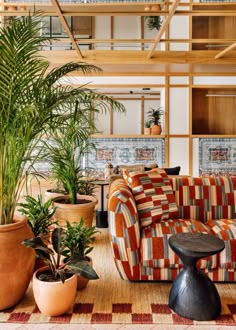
[108,178,141,279]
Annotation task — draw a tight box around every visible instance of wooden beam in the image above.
[215,42,236,59]
[50,0,83,59]
[147,0,181,59]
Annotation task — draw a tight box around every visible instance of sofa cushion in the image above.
[140,219,217,269]
[164,166,181,175]
[171,176,236,223]
[208,219,236,269]
[123,168,179,228]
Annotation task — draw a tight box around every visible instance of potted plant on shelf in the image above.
[144,119,152,135]
[147,107,164,135]
[22,225,99,316]
[0,13,125,310]
[145,16,162,31]
[63,219,99,290]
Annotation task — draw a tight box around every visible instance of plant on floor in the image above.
[63,219,99,262]
[22,224,99,282]
[17,194,57,239]
[0,12,124,309]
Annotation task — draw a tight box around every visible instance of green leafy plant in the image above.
[22,225,99,283]
[144,119,152,128]
[0,13,125,225]
[145,16,162,31]
[147,107,164,126]
[17,194,57,238]
[44,98,123,204]
[62,219,99,261]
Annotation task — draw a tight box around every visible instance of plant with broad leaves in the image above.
[22,225,99,283]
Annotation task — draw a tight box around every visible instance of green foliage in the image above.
[0,14,125,224]
[44,97,124,204]
[62,219,99,261]
[147,107,164,125]
[144,119,152,128]
[145,16,162,31]
[22,224,99,283]
[17,194,57,238]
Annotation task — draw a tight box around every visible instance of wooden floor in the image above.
[3,179,235,329]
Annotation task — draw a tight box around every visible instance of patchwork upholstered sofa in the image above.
[108,168,236,282]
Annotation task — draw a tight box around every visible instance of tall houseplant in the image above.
[0,13,125,310]
[44,97,125,226]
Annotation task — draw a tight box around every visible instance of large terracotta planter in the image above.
[44,189,66,202]
[33,266,77,316]
[0,215,35,310]
[53,195,98,227]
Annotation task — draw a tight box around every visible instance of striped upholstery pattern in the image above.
[108,178,141,280]
[123,168,179,228]
[108,175,236,282]
[171,176,236,223]
[208,219,236,269]
[140,219,216,269]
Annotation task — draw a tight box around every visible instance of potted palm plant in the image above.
[44,98,125,227]
[0,13,125,310]
[147,107,164,135]
[22,225,99,316]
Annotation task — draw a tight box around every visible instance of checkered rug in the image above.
[1,297,236,325]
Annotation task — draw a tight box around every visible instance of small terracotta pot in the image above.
[33,266,77,316]
[151,124,162,135]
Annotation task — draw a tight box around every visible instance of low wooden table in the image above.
[168,232,225,321]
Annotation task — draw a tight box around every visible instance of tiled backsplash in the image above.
[85,137,165,179]
[199,138,236,176]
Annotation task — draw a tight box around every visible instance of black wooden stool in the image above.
[168,232,225,321]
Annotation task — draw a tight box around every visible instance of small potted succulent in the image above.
[144,119,152,135]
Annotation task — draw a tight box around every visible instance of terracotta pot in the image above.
[0,215,35,310]
[144,127,151,135]
[151,124,162,135]
[33,266,77,316]
[53,195,98,227]
[77,257,93,290]
[44,189,66,202]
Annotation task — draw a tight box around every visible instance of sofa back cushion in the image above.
[123,168,179,228]
[171,176,236,223]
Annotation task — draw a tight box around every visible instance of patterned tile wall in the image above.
[86,138,165,179]
[199,138,236,176]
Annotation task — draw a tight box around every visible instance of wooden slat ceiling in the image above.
[1,1,236,72]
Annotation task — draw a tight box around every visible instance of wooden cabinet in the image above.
[192,88,236,135]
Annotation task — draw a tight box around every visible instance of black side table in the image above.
[92,180,109,228]
[168,232,225,321]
